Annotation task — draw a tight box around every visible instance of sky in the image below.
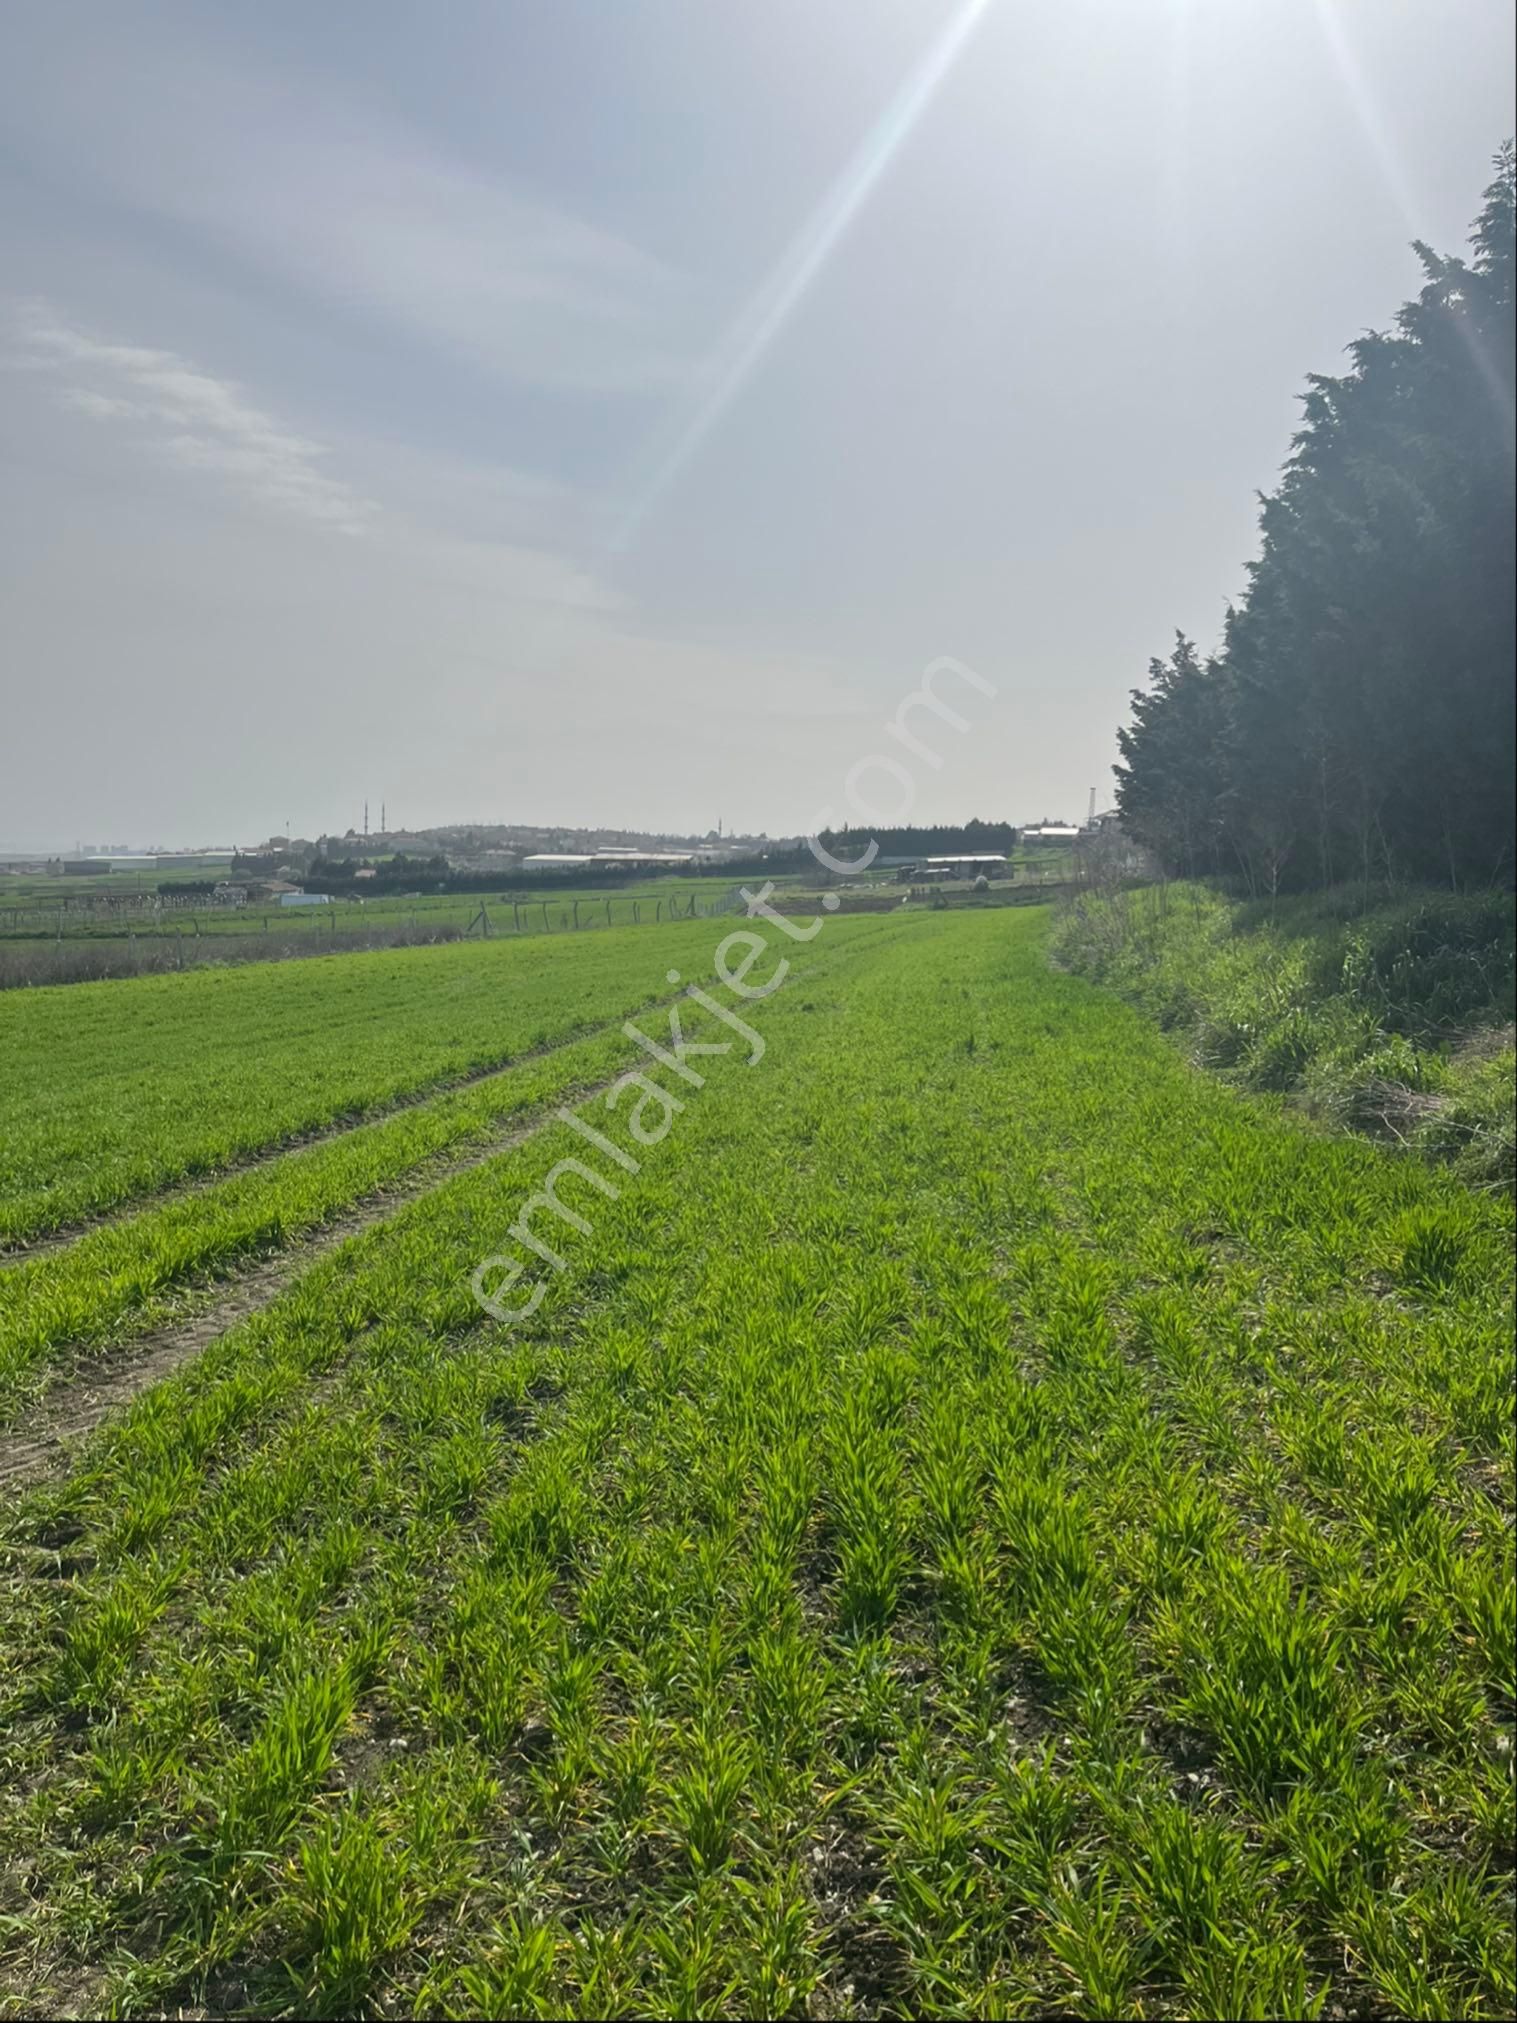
[1,1,1512,851]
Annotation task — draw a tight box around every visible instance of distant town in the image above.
[2,811,1106,889]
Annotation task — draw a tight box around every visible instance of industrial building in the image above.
[899,854,1008,881]
[519,849,696,873]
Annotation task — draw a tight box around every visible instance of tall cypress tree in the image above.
[1115,144,1515,890]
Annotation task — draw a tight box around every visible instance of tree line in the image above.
[1115,144,1515,893]
[815,820,1019,859]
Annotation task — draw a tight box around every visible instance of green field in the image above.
[0,878,736,946]
[0,919,737,1243]
[1,906,1511,2019]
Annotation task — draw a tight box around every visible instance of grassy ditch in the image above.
[1053,883,1515,1189]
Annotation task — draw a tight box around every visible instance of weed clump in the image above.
[1386,1204,1477,1295]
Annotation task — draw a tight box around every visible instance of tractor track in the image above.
[0,922,897,1489]
[0,991,686,1265]
[0,1064,631,1489]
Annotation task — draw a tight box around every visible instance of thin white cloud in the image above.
[59,388,137,421]
[14,302,378,535]
[218,129,695,395]
[0,13,699,397]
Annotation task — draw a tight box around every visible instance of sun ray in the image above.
[611,0,996,548]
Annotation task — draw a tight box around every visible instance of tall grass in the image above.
[1053,882,1515,1189]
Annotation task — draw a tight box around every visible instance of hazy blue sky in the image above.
[2,0,1512,848]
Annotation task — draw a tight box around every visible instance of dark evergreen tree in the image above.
[1115,143,1515,890]
[1115,636,1232,880]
